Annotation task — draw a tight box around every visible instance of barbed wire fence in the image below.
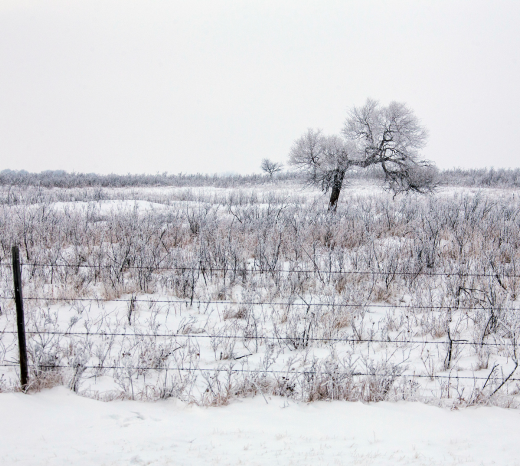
[1,246,519,400]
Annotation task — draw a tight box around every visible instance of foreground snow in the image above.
[1,388,519,465]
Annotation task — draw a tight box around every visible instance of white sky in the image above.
[1,0,519,175]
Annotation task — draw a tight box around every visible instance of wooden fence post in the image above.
[12,245,28,391]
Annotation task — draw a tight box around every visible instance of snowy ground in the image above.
[2,182,520,464]
[1,387,519,465]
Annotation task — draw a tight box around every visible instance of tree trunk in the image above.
[328,170,345,212]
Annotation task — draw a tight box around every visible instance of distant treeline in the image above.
[1,167,520,188]
[440,168,520,188]
[0,170,301,188]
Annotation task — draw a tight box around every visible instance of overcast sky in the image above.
[1,1,519,175]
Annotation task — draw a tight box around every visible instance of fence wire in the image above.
[0,363,518,382]
[1,261,519,279]
[0,329,516,347]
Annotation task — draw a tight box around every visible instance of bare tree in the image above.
[289,99,437,211]
[261,159,283,179]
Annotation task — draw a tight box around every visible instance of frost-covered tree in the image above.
[261,159,283,178]
[289,99,437,211]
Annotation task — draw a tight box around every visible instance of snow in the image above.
[3,181,520,464]
[51,200,169,214]
[1,387,519,465]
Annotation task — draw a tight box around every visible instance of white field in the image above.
[1,386,520,465]
[1,181,520,464]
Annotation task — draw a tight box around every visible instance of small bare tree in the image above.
[289,99,437,211]
[261,159,283,179]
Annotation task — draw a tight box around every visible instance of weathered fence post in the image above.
[12,245,29,391]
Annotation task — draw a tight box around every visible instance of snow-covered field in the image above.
[2,386,520,465]
[1,181,520,463]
